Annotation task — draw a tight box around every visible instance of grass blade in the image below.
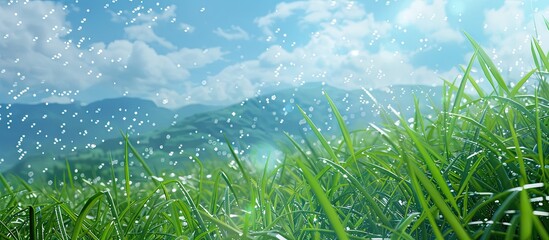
[411,164,470,239]
[0,173,13,195]
[294,156,349,240]
[464,32,510,95]
[321,158,390,226]
[532,38,549,72]
[65,159,74,192]
[324,92,356,166]
[510,69,535,97]
[54,206,69,240]
[224,136,251,185]
[29,206,35,240]
[122,132,131,206]
[519,188,533,239]
[71,192,104,240]
[392,212,420,240]
[103,191,123,239]
[297,105,339,163]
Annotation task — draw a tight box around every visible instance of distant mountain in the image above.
[5,83,443,181]
[132,83,441,161]
[176,104,224,119]
[0,97,222,169]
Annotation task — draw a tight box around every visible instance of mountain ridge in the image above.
[4,83,444,181]
[0,96,223,169]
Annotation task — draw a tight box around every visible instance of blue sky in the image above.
[0,0,548,108]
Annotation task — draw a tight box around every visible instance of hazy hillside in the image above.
[5,83,442,180]
[0,97,221,169]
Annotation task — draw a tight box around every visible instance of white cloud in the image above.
[134,4,177,23]
[123,5,178,49]
[187,0,459,105]
[41,95,73,104]
[214,25,250,40]
[108,4,176,24]
[9,0,532,109]
[125,24,176,49]
[185,61,260,104]
[255,1,308,29]
[396,0,463,43]
[180,23,195,33]
[88,40,225,107]
[484,1,526,37]
[480,2,549,81]
[255,0,366,39]
[0,1,99,96]
[0,1,224,107]
[167,47,225,69]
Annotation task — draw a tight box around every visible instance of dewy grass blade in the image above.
[16,176,33,192]
[140,199,181,235]
[520,188,533,239]
[100,223,115,240]
[260,157,272,228]
[284,132,318,174]
[480,191,518,240]
[509,69,535,97]
[506,110,528,183]
[402,150,444,239]
[192,156,204,206]
[49,196,99,239]
[199,205,252,239]
[210,172,221,214]
[123,132,131,206]
[490,95,549,134]
[413,97,425,132]
[451,52,476,115]
[224,136,251,185]
[219,170,241,208]
[297,105,339,163]
[395,111,460,215]
[505,215,520,240]
[464,32,510,95]
[456,150,484,197]
[121,187,166,234]
[532,214,549,239]
[532,40,542,71]
[534,88,546,180]
[324,92,356,166]
[448,112,514,189]
[533,38,549,72]
[411,164,470,240]
[197,205,250,239]
[72,192,104,240]
[122,134,157,182]
[172,180,211,240]
[54,206,69,240]
[321,158,390,226]
[285,131,341,201]
[0,217,18,240]
[293,156,349,240]
[393,212,420,240]
[103,191,123,239]
[65,159,74,192]
[109,154,119,207]
[0,173,13,195]
[457,65,485,98]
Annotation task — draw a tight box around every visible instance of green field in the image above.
[1,31,549,239]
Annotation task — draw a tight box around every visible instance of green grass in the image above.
[1,33,549,239]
